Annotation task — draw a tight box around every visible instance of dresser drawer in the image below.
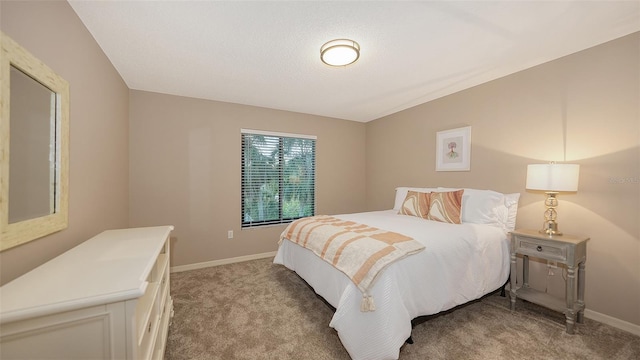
[134,271,160,359]
[156,240,170,311]
[152,295,173,360]
[515,237,568,262]
[137,300,159,360]
[134,235,171,359]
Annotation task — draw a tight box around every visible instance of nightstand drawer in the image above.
[517,239,567,261]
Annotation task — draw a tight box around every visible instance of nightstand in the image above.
[509,229,589,334]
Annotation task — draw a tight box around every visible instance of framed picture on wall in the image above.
[435,126,471,171]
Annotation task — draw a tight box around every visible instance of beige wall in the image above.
[0,1,130,284]
[366,33,640,327]
[129,91,366,267]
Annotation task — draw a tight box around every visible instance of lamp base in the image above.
[540,220,562,236]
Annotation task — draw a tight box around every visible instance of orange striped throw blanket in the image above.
[280,215,425,312]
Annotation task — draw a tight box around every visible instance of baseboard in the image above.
[585,309,640,337]
[170,251,278,273]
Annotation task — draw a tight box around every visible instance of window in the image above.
[241,129,316,228]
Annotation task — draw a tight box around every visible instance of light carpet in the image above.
[165,257,640,359]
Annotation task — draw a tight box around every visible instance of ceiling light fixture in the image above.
[320,39,360,67]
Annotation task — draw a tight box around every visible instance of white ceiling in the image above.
[68,1,640,123]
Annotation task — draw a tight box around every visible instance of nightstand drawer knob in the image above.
[537,246,543,252]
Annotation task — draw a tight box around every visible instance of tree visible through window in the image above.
[241,130,315,228]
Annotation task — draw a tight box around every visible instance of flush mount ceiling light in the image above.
[320,39,360,67]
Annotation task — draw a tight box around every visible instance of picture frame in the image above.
[435,126,471,171]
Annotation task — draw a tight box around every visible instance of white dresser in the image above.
[0,226,174,360]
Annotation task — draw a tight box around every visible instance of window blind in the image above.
[241,130,316,228]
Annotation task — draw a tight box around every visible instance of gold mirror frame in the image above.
[0,32,69,251]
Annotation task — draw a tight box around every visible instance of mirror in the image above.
[1,32,69,251]
[9,66,56,223]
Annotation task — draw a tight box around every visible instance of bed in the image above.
[273,187,520,360]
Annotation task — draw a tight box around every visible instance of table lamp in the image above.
[526,163,580,236]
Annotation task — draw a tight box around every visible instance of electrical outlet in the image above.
[547,260,557,269]
[227,230,233,239]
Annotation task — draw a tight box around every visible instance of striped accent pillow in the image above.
[427,190,464,224]
[398,190,431,219]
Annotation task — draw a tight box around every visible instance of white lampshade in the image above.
[320,39,360,66]
[526,163,580,192]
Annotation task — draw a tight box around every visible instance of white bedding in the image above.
[273,210,511,360]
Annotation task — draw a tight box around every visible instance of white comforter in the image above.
[273,210,510,360]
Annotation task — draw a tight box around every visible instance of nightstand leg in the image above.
[577,261,586,324]
[566,265,576,334]
[510,251,517,310]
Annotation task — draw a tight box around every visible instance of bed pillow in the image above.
[393,187,439,211]
[398,190,431,218]
[443,188,504,226]
[426,190,464,224]
[438,187,520,230]
[495,193,521,231]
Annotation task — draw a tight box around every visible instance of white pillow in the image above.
[438,187,502,225]
[438,187,520,231]
[393,187,438,211]
[500,193,521,232]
